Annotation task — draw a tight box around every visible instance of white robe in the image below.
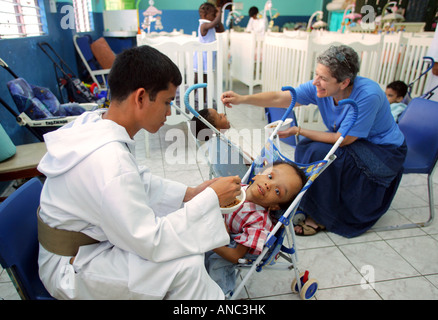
[37,110,229,299]
[424,28,438,101]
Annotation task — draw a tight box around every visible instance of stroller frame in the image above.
[181,84,359,299]
[0,57,97,142]
[406,56,437,101]
[172,83,252,179]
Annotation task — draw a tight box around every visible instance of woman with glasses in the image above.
[221,45,407,238]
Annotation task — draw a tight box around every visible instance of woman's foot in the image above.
[294,217,325,236]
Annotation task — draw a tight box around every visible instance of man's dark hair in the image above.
[387,80,408,98]
[108,45,182,102]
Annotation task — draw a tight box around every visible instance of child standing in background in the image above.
[194,2,224,73]
[245,6,266,35]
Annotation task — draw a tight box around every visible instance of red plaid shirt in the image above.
[224,187,274,255]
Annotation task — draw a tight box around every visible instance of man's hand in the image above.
[209,175,241,207]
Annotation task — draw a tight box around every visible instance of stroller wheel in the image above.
[291,271,318,300]
[291,271,307,293]
[293,210,307,225]
[300,279,318,300]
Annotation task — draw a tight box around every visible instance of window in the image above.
[72,0,94,33]
[0,0,46,39]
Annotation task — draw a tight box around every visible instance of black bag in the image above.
[62,76,98,103]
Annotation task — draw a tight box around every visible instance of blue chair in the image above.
[0,178,54,300]
[73,34,111,91]
[374,98,438,231]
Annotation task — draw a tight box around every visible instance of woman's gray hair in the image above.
[316,45,360,86]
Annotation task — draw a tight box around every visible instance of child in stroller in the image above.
[205,160,307,295]
[190,108,230,141]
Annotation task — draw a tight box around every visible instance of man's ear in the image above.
[134,88,149,109]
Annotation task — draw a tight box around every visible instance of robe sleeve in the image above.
[99,170,229,263]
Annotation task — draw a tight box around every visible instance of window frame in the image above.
[72,0,94,33]
[0,0,47,39]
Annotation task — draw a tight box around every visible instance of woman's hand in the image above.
[278,126,299,138]
[221,91,242,108]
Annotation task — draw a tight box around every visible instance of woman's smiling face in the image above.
[312,63,343,98]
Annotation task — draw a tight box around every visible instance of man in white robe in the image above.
[37,45,241,299]
[424,28,438,101]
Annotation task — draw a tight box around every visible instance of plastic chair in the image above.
[73,34,111,91]
[373,98,438,231]
[0,178,54,300]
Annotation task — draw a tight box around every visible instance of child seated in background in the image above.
[205,161,307,295]
[386,80,408,121]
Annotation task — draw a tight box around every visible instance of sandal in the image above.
[295,221,326,236]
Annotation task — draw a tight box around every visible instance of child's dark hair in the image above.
[273,160,307,210]
[248,6,259,18]
[108,45,182,102]
[387,80,408,98]
[199,2,216,17]
[191,109,215,141]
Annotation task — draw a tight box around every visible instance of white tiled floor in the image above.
[1,81,438,300]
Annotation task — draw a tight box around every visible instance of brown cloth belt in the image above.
[37,207,99,256]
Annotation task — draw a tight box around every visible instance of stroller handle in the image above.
[337,98,358,137]
[280,86,297,121]
[183,83,206,117]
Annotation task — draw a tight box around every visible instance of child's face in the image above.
[385,88,403,104]
[246,163,303,210]
[209,109,230,130]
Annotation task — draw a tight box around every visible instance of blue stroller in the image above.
[0,57,98,141]
[180,84,359,299]
[404,56,436,104]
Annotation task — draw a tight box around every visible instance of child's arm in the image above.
[213,243,249,264]
[200,7,223,36]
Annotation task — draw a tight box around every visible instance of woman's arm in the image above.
[221,90,293,109]
[213,243,250,264]
[279,126,358,147]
